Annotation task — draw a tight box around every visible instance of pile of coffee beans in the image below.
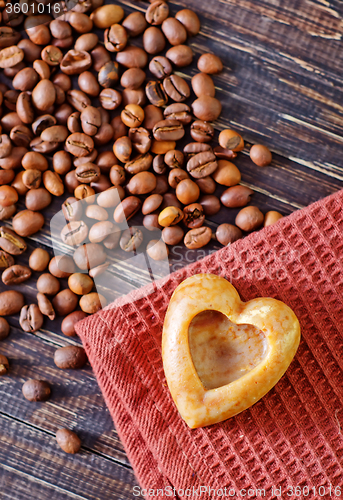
[0,0,283,454]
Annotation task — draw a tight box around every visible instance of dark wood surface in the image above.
[1,0,343,498]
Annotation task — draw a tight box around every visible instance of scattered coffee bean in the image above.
[235,206,264,232]
[184,226,212,249]
[2,264,31,285]
[22,379,51,402]
[250,144,272,167]
[146,239,169,260]
[0,251,15,271]
[0,318,10,341]
[199,195,221,216]
[68,273,93,295]
[197,53,223,74]
[37,293,55,321]
[19,304,44,332]
[120,227,144,252]
[216,223,242,245]
[0,354,9,376]
[52,289,78,316]
[56,428,82,454]
[61,311,88,337]
[0,226,27,255]
[220,185,254,208]
[79,292,106,314]
[264,211,283,226]
[0,290,25,315]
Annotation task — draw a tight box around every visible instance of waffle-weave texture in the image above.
[76,189,343,500]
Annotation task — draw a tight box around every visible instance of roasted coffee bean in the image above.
[175,9,200,36]
[31,79,56,111]
[163,75,190,102]
[89,221,116,243]
[103,231,121,250]
[191,72,215,98]
[0,354,9,375]
[25,188,52,211]
[75,33,98,52]
[104,24,127,52]
[80,292,106,314]
[195,176,216,194]
[49,255,75,278]
[113,196,142,223]
[91,44,111,72]
[0,204,16,220]
[163,103,192,125]
[151,140,176,155]
[98,61,119,88]
[190,121,214,143]
[143,213,162,231]
[162,18,187,45]
[96,151,117,172]
[168,168,189,189]
[2,264,31,285]
[16,91,34,124]
[116,46,148,69]
[37,273,60,296]
[75,162,100,183]
[127,171,156,195]
[216,223,242,245]
[183,142,212,157]
[68,273,93,295]
[10,125,33,148]
[54,345,87,369]
[192,96,222,122]
[149,55,172,79]
[213,146,237,160]
[153,155,167,175]
[121,104,144,128]
[0,317,10,341]
[52,289,78,316]
[60,50,92,75]
[0,45,24,69]
[66,133,94,157]
[29,248,50,272]
[187,151,218,178]
[183,203,205,229]
[53,151,72,175]
[78,71,100,97]
[198,53,223,74]
[56,428,82,454]
[31,116,56,138]
[22,379,51,402]
[146,80,168,107]
[0,186,18,207]
[67,111,81,133]
[122,87,146,106]
[0,251,15,271]
[61,310,87,337]
[250,144,272,167]
[121,68,145,90]
[264,211,283,226]
[80,106,101,136]
[219,129,244,152]
[65,170,81,194]
[212,160,241,186]
[143,27,166,55]
[62,197,83,222]
[120,227,143,252]
[0,135,12,159]
[0,146,27,170]
[85,204,108,221]
[113,136,132,163]
[19,304,43,332]
[12,210,44,237]
[111,115,128,141]
[97,186,123,207]
[161,193,183,210]
[37,292,55,321]
[158,206,184,227]
[125,153,152,174]
[151,174,169,195]
[0,290,25,316]
[22,168,42,190]
[153,119,184,141]
[184,226,212,249]
[122,11,147,36]
[73,242,107,270]
[142,194,163,215]
[166,45,193,67]
[129,127,151,154]
[162,225,184,245]
[235,206,264,232]
[0,226,27,255]
[146,239,169,261]
[61,221,89,246]
[175,178,200,204]
[146,1,169,25]
[199,194,221,216]
[220,185,254,208]
[91,174,112,193]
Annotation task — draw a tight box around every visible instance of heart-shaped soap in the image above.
[162,274,301,429]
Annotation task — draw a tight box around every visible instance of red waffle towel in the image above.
[76,190,343,499]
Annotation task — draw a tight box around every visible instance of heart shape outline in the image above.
[162,274,301,429]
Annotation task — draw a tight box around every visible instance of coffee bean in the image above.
[163,75,190,102]
[190,121,214,143]
[22,379,51,402]
[61,310,87,337]
[78,71,100,97]
[22,169,41,190]
[56,428,82,454]
[161,193,183,210]
[146,239,169,261]
[166,45,193,67]
[54,345,87,369]
[235,206,264,232]
[43,171,65,197]
[122,88,146,106]
[0,354,9,375]
[183,142,212,157]
[192,96,222,122]
[127,171,157,195]
[175,9,200,36]
[37,293,55,321]
[195,176,216,194]
[29,248,50,272]
[16,91,34,124]
[153,155,167,175]
[0,317,10,341]
[60,50,92,75]
[212,160,241,186]
[146,1,169,25]
[91,174,112,193]
[187,151,218,178]
[0,45,24,69]
[143,27,166,55]
[199,194,221,216]
[143,214,162,231]
[151,174,169,195]
[2,264,31,285]
[168,168,189,189]
[66,133,94,157]
[103,232,121,250]
[161,225,184,245]
[25,188,52,211]
[61,220,89,246]
[250,144,272,167]
[37,273,60,296]
[183,203,205,229]
[129,127,151,154]
[97,187,123,208]
[175,178,200,204]
[149,55,172,79]
[0,251,15,271]
[19,304,44,332]
[163,103,192,125]
[120,68,145,90]
[62,197,83,222]
[264,211,283,226]
[0,226,27,255]
[191,72,215,98]
[31,79,56,111]
[79,292,106,314]
[218,129,244,152]
[198,53,223,74]
[158,206,184,227]
[0,204,16,221]
[68,273,93,296]
[216,223,242,245]
[121,104,144,128]
[184,226,212,249]
[73,242,107,270]
[122,12,147,37]
[89,221,116,243]
[104,24,128,52]
[12,209,44,237]
[22,151,48,171]
[0,134,12,159]
[142,104,163,130]
[75,33,98,52]
[153,119,184,141]
[220,185,254,208]
[151,140,177,155]
[98,61,120,88]
[125,153,153,174]
[49,255,75,278]
[0,185,18,207]
[116,46,148,69]
[75,162,100,183]
[213,146,237,160]
[162,18,187,45]
[120,227,143,252]
[52,289,78,316]
[142,194,163,215]
[146,80,168,107]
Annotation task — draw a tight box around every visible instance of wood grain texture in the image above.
[1,0,343,497]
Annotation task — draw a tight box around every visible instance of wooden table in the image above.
[1,0,343,498]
